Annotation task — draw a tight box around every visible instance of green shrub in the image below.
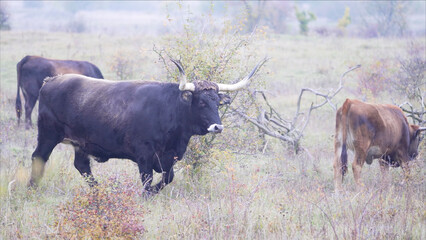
[295,6,316,35]
[155,3,267,170]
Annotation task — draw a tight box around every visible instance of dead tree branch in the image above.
[398,93,425,126]
[233,65,361,154]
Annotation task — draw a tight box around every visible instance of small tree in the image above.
[0,3,11,30]
[360,1,410,37]
[295,6,316,35]
[110,52,134,80]
[393,41,425,125]
[337,7,351,30]
[356,59,395,100]
[155,3,267,170]
[242,0,266,33]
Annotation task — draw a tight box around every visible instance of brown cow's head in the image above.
[409,125,426,159]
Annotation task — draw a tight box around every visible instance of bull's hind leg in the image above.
[29,130,62,187]
[74,148,97,187]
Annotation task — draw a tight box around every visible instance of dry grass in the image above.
[0,31,425,239]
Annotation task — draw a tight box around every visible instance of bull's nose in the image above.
[207,124,224,133]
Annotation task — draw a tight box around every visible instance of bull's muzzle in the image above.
[207,124,224,133]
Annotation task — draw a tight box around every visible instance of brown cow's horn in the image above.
[170,59,195,92]
[217,57,268,92]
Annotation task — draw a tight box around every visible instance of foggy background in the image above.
[1,1,425,37]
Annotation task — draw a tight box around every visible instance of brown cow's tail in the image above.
[16,56,30,125]
[340,99,351,178]
[16,77,22,124]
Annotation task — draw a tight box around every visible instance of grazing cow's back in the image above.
[333,99,424,191]
[15,55,104,128]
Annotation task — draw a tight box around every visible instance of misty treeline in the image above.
[1,1,425,37]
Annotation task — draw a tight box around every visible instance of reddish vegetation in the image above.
[55,176,145,239]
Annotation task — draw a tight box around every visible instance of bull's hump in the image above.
[55,74,169,86]
[64,74,110,81]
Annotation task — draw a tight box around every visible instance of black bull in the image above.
[29,59,265,193]
[16,55,104,129]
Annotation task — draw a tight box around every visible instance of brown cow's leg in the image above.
[333,142,343,192]
[400,160,411,185]
[379,160,390,187]
[22,90,38,129]
[353,152,366,191]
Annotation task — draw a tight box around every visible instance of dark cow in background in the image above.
[29,59,265,194]
[16,55,104,128]
[334,99,425,191]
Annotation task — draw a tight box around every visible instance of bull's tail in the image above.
[340,99,352,178]
[16,56,30,125]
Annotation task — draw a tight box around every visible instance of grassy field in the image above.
[0,31,425,239]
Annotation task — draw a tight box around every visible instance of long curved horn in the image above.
[217,57,268,92]
[170,59,195,91]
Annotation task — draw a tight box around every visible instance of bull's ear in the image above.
[180,91,193,104]
[218,93,231,105]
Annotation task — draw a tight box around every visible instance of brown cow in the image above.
[333,99,425,191]
[16,55,104,129]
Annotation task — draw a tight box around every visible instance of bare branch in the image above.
[399,99,426,125]
[240,65,360,153]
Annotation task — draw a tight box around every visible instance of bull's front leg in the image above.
[137,159,154,194]
[153,167,175,193]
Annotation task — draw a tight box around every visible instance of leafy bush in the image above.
[155,3,267,170]
[234,1,292,34]
[356,59,395,100]
[360,1,410,38]
[294,6,316,35]
[392,41,425,125]
[110,52,134,80]
[337,7,351,30]
[393,41,425,101]
[55,176,145,239]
